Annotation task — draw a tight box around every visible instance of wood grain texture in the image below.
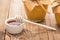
[0,0,11,32]
[0,0,11,40]
[0,0,60,40]
[55,0,60,3]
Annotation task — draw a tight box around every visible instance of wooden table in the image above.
[0,0,60,40]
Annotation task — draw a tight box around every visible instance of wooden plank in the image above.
[48,31,55,40]
[52,24,60,40]
[24,22,46,33]
[0,0,10,32]
[0,31,5,40]
[0,0,12,40]
[0,0,11,40]
[53,31,60,40]
[5,35,10,40]
[40,32,49,40]
[55,0,60,3]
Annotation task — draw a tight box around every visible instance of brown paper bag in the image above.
[22,0,50,22]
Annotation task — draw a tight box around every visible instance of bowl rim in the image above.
[5,18,24,27]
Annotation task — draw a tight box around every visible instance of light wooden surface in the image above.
[0,0,60,40]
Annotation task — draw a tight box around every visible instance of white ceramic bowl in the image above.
[5,18,24,34]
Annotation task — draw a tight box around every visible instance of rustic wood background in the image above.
[0,0,60,40]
